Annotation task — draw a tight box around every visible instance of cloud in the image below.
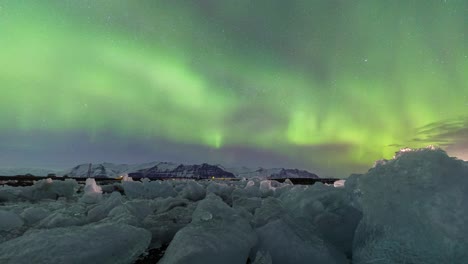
[412,117,468,160]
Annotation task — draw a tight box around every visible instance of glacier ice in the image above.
[179,180,206,201]
[143,203,196,248]
[251,250,273,264]
[253,219,347,264]
[80,178,102,204]
[159,194,257,264]
[0,210,24,231]
[122,179,176,199]
[206,182,234,204]
[154,197,191,214]
[278,183,362,257]
[233,196,262,214]
[0,222,151,264]
[20,207,50,225]
[36,211,84,229]
[86,191,124,223]
[252,197,286,228]
[7,178,78,202]
[351,148,468,264]
[259,180,276,198]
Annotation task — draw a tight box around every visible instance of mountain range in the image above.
[0,162,320,179]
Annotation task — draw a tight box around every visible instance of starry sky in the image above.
[0,0,467,177]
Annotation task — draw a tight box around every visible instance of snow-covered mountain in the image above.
[224,166,319,179]
[129,163,236,179]
[58,162,237,179]
[58,162,161,178]
[0,168,57,176]
[1,161,321,179]
[64,162,320,179]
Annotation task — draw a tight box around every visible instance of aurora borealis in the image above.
[0,0,467,177]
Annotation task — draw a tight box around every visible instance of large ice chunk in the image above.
[122,179,176,199]
[143,203,196,248]
[0,186,22,202]
[252,197,286,228]
[259,180,276,198]
[121,174,133,182]
[20,207,50,225]
[19,179,78,201]
[206,182,234,204]
[36,211,84,229]
[179,180,206,201]
[159,193,257,264]
[86,191,124,223]
[0,222,151,264]
[154,197,191,214]
[333,180,346,188]
[279,184,362,257]
[233,197,262,214]
[79,178,103,204]
[231,181,261,202]
[253,219,347,264]
[251,250,273,264]
[106,199,154,226]
[0,210,24,231]
[34,201,87,229]
[352,148,468,264]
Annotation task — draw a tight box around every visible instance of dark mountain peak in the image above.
[129,163,235,179]
[270,168,319,179]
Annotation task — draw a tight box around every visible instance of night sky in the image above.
[0,0,467,177]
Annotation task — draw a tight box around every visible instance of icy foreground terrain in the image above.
[0,148,467,263]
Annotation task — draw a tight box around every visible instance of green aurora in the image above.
[0,0,467,176]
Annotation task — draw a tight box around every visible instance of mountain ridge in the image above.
[0,162,321,179]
